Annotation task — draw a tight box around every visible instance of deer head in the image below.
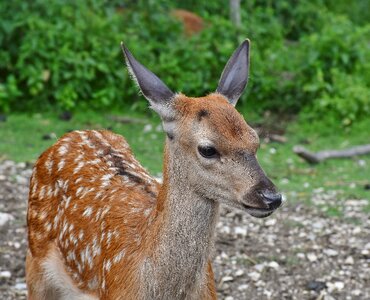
[121,40,282,218]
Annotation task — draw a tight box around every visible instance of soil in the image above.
[0,160,369,300]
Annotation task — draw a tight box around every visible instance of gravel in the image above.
[0,160,369,299]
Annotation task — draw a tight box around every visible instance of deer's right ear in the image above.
[121,43,176,121]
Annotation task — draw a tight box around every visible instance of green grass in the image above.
[258,117,370,205]
[0,111,164,175]
[1,111,369,214]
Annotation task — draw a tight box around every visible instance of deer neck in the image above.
[143,143,220,299]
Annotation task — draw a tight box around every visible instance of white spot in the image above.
[45,223,52,232]
[73,153,84,163]
[76,187,84,197]
[53,182,60,197]
[39,186,46,199]
[104,259,112,271]
[57,160,65,172]
[78,230,84,240]
[92,237,101,257]
[39,211,48,220]
[143,208,152,217]
[64,196,71,209]
[101,174,114,188]
[70,233,77,245]
[113,249,125,264]
[94,191,103,200]
[58,145,69,156]
[73,161,85,174]
[88,159,101,165]
[88,276,99,290]
[107,231,113,245]
[45,152,54,174]
[67,250,76,262]
[82,207,93,218]
[92,130,104,140]
[81,187,95,198]
[46,185,54,198]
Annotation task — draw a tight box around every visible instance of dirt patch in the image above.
[0,160,369,299]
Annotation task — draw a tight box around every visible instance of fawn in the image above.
[26,40,282,299]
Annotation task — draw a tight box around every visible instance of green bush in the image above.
[0,0,369,127]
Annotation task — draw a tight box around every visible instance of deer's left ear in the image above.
[121,43,175,121]
[216,39,250,106]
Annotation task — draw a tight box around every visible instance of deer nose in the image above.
[260,191,282,210]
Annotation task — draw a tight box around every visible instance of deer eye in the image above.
[198,145,219,159]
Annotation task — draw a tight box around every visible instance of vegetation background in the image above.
[0,0,369,215]
[0,1,370,299]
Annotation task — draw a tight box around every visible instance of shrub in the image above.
[0,0,369,127]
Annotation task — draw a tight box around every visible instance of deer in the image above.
[26,39,282,300]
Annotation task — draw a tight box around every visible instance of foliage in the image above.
[0,0,369,126]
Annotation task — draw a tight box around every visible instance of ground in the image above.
[0,160,369,300]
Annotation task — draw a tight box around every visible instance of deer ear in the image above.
[121,43,175,121]
[216,39,250,106]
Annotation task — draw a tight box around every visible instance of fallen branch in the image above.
[107,115,147,124]
[293,144,370,164]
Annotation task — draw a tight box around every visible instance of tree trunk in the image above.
[230,0,241,28]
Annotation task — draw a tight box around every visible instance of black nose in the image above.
[260,191,282,210]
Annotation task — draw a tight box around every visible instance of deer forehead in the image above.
[174,93,259,152]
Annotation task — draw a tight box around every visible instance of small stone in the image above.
[334,281,344,291]
[15,175,28,185]
[238,284,248,291]
[14,282,27,290]
[307,280,326,292]
[0,270,11,278]
[269,147,276,154]
[220,226,231,235]
[265,218,276,227]
[235,269,244,277]
[0,212,14,227]
[254,263,265,272]
[222,276,234,282]
[263,289,272,298]
[344,256,354,265]
[248,271,260,281]
[268,261,279,270]
[358,159,366,167]
[255,280,265,287]
[225,296,234,300]
[234,226,247,236]
[16,162,26,169]
[307,253,317,262]
[352,289,361,296]
[324,249,338,256]
[280,178,289,184]
[143,124,152,133]
[323,295,336,300]
[352,227,361,234]
[296,253,305,259]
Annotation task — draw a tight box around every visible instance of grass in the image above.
[0,111,164,175]
[0,111,369,214]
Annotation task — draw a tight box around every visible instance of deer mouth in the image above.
[241,204,275,218]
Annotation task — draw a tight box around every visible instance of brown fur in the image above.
[171,9,204,36]
[27,129,217,299]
